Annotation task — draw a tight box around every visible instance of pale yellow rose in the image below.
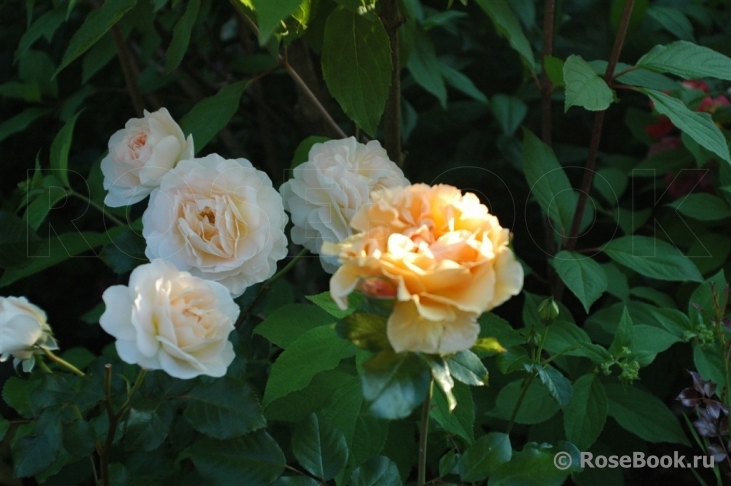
[326,184,523,354]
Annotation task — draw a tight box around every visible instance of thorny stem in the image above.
[98,367,147,486]
[417,379,434,486]
[557,0,635,300]
[231,2,347,139]
[508,322,551,434]
[42,347,85,376]
[381,0,403,165]
[99,364,114,486]
[69,190,127,228]
[540,0,556,145]
[111,26,145,118]
[236,247,310,328]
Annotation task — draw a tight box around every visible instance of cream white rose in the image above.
[99,259,239,379]
[142,154,288,297]
[279,137,408,273]
[101,108,194,207]
[0,296,58,371]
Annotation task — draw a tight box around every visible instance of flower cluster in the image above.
[96,109,287,378]
[323,183,523,354]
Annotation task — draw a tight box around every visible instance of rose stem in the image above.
[229,1,348,139]
[236,247,310,328]
[381,0,403,165]
[41,347,85,377]
[555,0,635,301]
[68,189,127,228]
[111,25,145,117]
[417,379,434,486]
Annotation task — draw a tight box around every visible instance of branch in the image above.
[381,0,404,165]
[557,0,635,300]
[111,26,145,117]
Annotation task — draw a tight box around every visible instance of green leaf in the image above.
[361,350,431,420]
[563,54,614,112]
[522,128,575,236]
[607,385,690,447]
[431,382,474,443]
[125,401,174,452]
[668,193,731,221]
[263,326,355,406]
[536,366,572,408]
[446,350,488,386]
[544,55,565,87]
[406,26,446,107]
[291,136,331,169]
[552,251,607,312]
[439,64,487,103]
[497,346,530,374]
[474,0,536,70]
[165,0,201,72]
[349,456,402,486]
[49,111,81,188]
[251,0,302,43]
[184,378,266,440]
[647,6,695,41]
[82,30,116,82]
[15,5,66,61]
[427,355,456,411]
[11,415,62,478]
[490,94,527,136]
[457,432,511,482]
[478,312,525,348]
[292,413,348,481]
[602,235,704,283]
[608,306,634,357]
[643,89,730,163]
[630,324,680,366]
[693,343,725,388]
[637,41,731,82]
[61,418,97,457]
[3,377,38,418]
[99,229,147,274]
[335,313,391,352]
[489,441,581,485]
[688,269,727,316]
[56,0,138,76]
[305,291,364,319]
[321,7,391,137]
[272,477,319,486]
[491,379,560,425]
[256,304,335,349]
[180,81,247,153]
[24,185,68,232]
[0,227,126,288]
[0,107,51,144]
[0,211,41,269]
[190,431,286,486]
[563,374,608,451]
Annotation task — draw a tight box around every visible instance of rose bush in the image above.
[326,183,524,354]
[101,108,194,207]
[99,259,239,379]
[142,153,288,297]
[280,137,408,272]
[0,297,57,371]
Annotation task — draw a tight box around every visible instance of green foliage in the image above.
[291,413,348,481]
[56,0,138,76]
[321,7,391,137]
[180,81,247,153]
[563,54,614,112]
[165,0,201,73]
[552,251,608,312]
